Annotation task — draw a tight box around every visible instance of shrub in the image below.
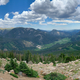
[14,67,20,74]
[19,62,38,78]
[25,68,38,77]
[5,63,12,72]
[5,58,18,72]
[19,62,29,72]
[10,73,18,78]
[44,72,67,80]
[10,58,18,69]
[5,59,39,78]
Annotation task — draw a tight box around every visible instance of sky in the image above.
[0,0,80,30]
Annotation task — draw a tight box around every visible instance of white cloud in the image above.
[12,12,19,15]
[39,20,47,25]
[46,19,80,25]
[4,13,9,20]
[52,20,80,23]
[30,0,80,20]
[0,0,80,28]
[0,0,9,5]
[0,11,47,28]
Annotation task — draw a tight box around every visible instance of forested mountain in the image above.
[4,27,68,44]
[0,27,80,52]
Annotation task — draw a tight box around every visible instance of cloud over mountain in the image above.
[30,0,80,20]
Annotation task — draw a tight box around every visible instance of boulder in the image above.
[49,62,53,66]
[22,73,26,76]
[2,64,5,68]
[0,77,3,80]
[46,67,56,71]
[18,72,22,77]
[22,61,26,63]
[77,76,80,80]
[69,69,74,72]
[9,70,14,74]
[28,61,33,64]
[38,62,43,65]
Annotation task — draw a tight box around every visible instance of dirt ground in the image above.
[0,73,45,80]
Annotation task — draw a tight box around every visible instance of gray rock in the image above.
[38,62,43,65]
[2,64,5,68]
[23,61,26,63]
[0,78,3,80]
[28,61,33,64]
[77,76,80,80]
[9,70,14,74]
[18,72,22,77]
[49,62,53,66]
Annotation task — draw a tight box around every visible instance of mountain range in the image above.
[0,27,80,52]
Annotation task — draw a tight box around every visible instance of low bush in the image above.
[44,72,67,80]
[5,63,12,72]
[25,68,38,77]
[5,58,18,72]
[5,59,39,78]
[14,67,20,74]
[10,73,18,78]
[19,62,38,78]
[43,61,51,64]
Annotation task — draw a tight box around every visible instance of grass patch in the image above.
[35,38,71,51]
[75,61,79,64]
[44,72,67,80]
[10,73,18,78]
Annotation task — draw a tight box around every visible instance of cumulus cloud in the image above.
[30,0,80,20]
[4,13,9,20]
[0,0,80,28]
[0,11,47,28]
[0,0,9,5]
[12,11,47,23]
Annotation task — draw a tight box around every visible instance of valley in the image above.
[0,27,80,54]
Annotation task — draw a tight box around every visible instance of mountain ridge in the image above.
[0,27,80,51]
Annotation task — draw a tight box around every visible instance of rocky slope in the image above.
[1,58,80,80]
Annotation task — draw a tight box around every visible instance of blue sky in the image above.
[0,0,80,30]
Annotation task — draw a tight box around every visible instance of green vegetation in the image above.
[1,50,80,65]
[74,79,79,80]
[35,38,71,51]
[75,61,79,64]
[5,58,38,78]
[11,78,14,80]
[44,72,67,80]
[0,69,6,74]
[5,58,18,72]
[10,73,18,78]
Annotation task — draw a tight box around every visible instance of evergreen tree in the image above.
[25,50,32,63]
[8,51,14,58]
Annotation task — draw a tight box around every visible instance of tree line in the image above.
[0,50,80,64]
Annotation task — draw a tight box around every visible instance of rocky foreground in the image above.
[0,58,80,80]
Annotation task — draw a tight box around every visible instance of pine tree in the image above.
[25,50,32,63]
